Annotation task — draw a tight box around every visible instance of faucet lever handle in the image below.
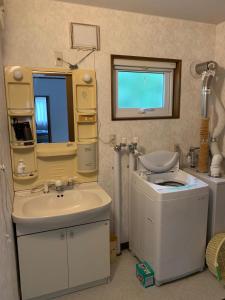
[67,176,79,186]
[43,183,49,193]
[55,180,64,191]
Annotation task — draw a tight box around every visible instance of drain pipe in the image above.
[113,144,122,255]
[113,137,141,255]
[113,139,127,255]
[195,61,217,173]
[128,137,139,243]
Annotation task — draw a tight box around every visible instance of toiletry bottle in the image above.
[23,122,33,141]
[17,159,26,175]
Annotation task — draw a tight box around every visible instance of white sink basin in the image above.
[12,183,111,225]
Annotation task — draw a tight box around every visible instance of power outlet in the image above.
[54,51,63,67]
[109,134,116,147]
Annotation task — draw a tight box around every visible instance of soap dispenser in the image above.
[17,159,26,175]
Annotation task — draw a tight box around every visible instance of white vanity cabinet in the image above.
[17,220,110,300]
[67,221,110,288]
[18,229,68,299]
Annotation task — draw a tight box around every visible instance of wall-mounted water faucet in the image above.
[194,61,217,173]
[187,147,200,168]
[195,61,217,118]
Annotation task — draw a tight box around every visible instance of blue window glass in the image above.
[35,96,51,143]
[118,71,164,109]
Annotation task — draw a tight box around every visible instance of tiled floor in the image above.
[56,250,225,300]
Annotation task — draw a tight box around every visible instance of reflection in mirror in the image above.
[34,96,51,143]
[33,74,74,143]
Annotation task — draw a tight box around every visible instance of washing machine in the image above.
[130,151,209,286]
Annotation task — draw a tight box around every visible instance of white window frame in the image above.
[111,56,181,120]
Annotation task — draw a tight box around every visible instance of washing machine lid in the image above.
[139,151,179,173]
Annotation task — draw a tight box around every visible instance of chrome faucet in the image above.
[55,180,64,192]
[43,177,78,194]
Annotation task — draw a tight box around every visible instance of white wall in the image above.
[215,21,225,156]
[0,30,19,300]
[3,0,216,241]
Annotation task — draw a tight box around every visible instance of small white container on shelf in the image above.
[17,159,26,175]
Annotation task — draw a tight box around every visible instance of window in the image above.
[111,55,181,120]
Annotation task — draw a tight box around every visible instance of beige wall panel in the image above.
[36,142,96,184]
[37,156,96,183]
[73,70,96,85]
[37,156,76,181]
[8,83,32,110]
[5,66,34,109]
[78,123,97,140]
[76,85,96,110]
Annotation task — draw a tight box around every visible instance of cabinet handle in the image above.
[70,231,74,238]
[60,232,65,240]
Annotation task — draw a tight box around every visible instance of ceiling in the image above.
[59,0,225,24]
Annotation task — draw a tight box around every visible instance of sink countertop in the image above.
[12,182,112,234]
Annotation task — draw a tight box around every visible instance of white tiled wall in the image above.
[215,21,225,160]
[3,0,216,243]
[0,31,19,300]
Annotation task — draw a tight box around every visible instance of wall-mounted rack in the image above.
[5,66,38,182]
[8,110,34,116]
[73,70,98,149]
[73,70,98,173]
[13,171,38,181]
[77,111,96,123]
[11,143,36,149]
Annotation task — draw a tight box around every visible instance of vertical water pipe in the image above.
[195,61,225,176]
[113,145,121,255]
[128,138,139,242]
[114,138,140,254]
[195,61,217,173]
[113,138,127,255]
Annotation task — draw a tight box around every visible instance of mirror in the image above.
[33,73,74,143]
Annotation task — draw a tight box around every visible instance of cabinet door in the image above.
[17,229,68,300]
[67,220,110,288]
